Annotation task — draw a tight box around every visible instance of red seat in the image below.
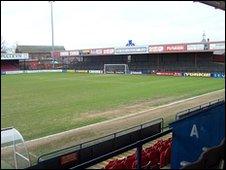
[124,155,135,169]
[142,161,151,169]
[159,151,166,168]
[105,160,117,169]
[164,146,171,165]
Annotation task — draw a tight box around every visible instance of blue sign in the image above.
[126,40,135,46]
[211,72,225,78]
[169,102,225,169]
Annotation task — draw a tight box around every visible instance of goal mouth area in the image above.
[103,64,129,74]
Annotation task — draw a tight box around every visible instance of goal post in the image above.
[103,64,129,74]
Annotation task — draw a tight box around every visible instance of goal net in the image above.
[104,64,129,74]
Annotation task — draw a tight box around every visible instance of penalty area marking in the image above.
[26,89,224,143]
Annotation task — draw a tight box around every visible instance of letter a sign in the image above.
[190,124,199,138]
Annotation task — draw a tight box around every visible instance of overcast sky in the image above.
[1,1,225,50]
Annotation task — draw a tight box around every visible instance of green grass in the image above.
[1,73,225,140]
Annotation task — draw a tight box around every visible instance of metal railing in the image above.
[176,98,225,120]
[70,128,172,170]
[38,118,163,162]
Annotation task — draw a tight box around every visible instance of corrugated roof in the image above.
[16,45,65,53]
[198,1,225,11]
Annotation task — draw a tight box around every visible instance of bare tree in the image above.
[1,37,17,53]
[1,36,7,53]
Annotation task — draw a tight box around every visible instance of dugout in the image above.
[1,127,31,169]
[169,100,225,169]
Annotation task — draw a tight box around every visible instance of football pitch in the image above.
[1,72,225,141]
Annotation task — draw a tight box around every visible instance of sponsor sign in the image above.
[165,44,186,52]
[1,53,29,60]
[115,71,125,74]
[89,70,103,74]
[187,44,204,51]
[80,49,91,55]
[105,71,115,74]
[24,70,62,73]
[90,49,103,55]
[5,71,24,74]
[149,46,164,52]
[75,70,88,73]
[52,51,61,58]
[102,48,115,55]
[69,51,80,56]
[4,70,63,75]
[115,46,148,54]
[60,51,69,56]
[156,72,182,76]
[183,72,211,77]
[67,70,75,73]
[209,42,225,50]
[211,73,225,78]
[130,71,142,75]
[1,71,6,75]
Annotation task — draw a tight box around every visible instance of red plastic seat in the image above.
[142,161,151,169]
[159,151,166,168]
[124,155,135,169]
[111,161,125,169]
[164,146,171,165]
[105,160,117,169]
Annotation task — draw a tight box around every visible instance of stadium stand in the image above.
[1,60,19,71]
[72,44,225,73]
[16,45,65,70]
[103,137,172,169]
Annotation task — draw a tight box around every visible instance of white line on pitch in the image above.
[26,89,224,143]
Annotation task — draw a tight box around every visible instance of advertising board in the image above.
[60,51,69,56]
[130,71,142,75]
[209,42,225,50]
[187,44,204,51]
[156,72,182,76]
[69,51,80,56]
[80,49,91,55]
[75,70,88,73]
[88,70,103,74]
[115,46,148,54]
[165,44,186,52]
[102,48,115,55]
[1,53,29,60]
[52,51,61,58]
[149,46,164,53]
[211,73,225,78]
[90,49,103,55]
[24,70,63,73]
[5,71,24,74]
[67,70,75,73]
[183,72,211,77]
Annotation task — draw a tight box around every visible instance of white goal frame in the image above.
[103,64,129,74]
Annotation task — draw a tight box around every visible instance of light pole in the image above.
[50,1,55,69]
